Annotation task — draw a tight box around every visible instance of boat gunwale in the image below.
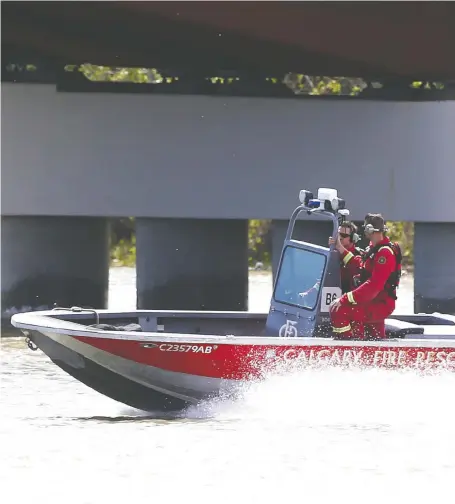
[10,310,455,349]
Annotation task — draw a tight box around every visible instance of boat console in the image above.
[265,187,350,337]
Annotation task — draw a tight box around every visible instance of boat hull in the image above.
[27,330,228,412]
[70,329,455,375]
[25,325,455,412]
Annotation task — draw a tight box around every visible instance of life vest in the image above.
[356,241,402,300]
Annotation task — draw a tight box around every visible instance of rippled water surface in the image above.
[2,269,454,503]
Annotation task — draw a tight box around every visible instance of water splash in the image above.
[182,367,455,502]
[187,365,455,425]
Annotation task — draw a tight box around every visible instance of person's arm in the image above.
[299,279,320,298]
[340,249,362,271]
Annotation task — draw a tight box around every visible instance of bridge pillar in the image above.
[136,218,248,310]
[271,219,332,279]
[414,223,455,314]
[1,216,110,318]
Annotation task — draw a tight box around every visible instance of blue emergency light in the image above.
[307,199,321,208]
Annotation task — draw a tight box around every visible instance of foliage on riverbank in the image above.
[62,63,445,96]
[111,236,136,267]
[110,219,414,269]
[386,221,414,268]
[110,218,136,267]
[248,220,272,268]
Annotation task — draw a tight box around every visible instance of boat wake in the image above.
[171,366,455,502]
[111,363,455,428]
[184,364,455,427]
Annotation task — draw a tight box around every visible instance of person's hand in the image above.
[329,235,342,252]
[329,297,342,313]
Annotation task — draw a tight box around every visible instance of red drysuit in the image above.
[338,245,364,338]
[330,238,402,339]
[339,245,363,293]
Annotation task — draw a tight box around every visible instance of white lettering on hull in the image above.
[159,344,215,354]
[415,350,455,368]
[282,348,364,365]
[280,348,455,369]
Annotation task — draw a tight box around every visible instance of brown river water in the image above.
[1,269,454,504]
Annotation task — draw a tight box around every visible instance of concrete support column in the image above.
[414,222,455,314]
[1,216,110,318]
[271,218,332,279]
[136,218,248,310]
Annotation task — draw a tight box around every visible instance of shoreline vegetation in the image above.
[110,219,415,272]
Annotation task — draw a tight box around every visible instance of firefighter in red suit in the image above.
[328,221,365,337]
[329,213,402,340]
[328,221,364,293]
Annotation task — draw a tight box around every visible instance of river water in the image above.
[1,269,454,503]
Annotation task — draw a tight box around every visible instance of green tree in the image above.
[386,221,414,268]
[248,220,272,268]
[110,233,137,267]
[70,64,444,96]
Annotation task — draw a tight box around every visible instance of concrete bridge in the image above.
[2,2,455,318]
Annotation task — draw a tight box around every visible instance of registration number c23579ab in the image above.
[159,343,216,354]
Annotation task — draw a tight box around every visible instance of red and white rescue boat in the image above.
[10,307,455,412]
[11,187,455,412]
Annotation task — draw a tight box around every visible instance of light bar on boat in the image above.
[299,187,347,214]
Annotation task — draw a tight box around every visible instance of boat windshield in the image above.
[273,245,327,310]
